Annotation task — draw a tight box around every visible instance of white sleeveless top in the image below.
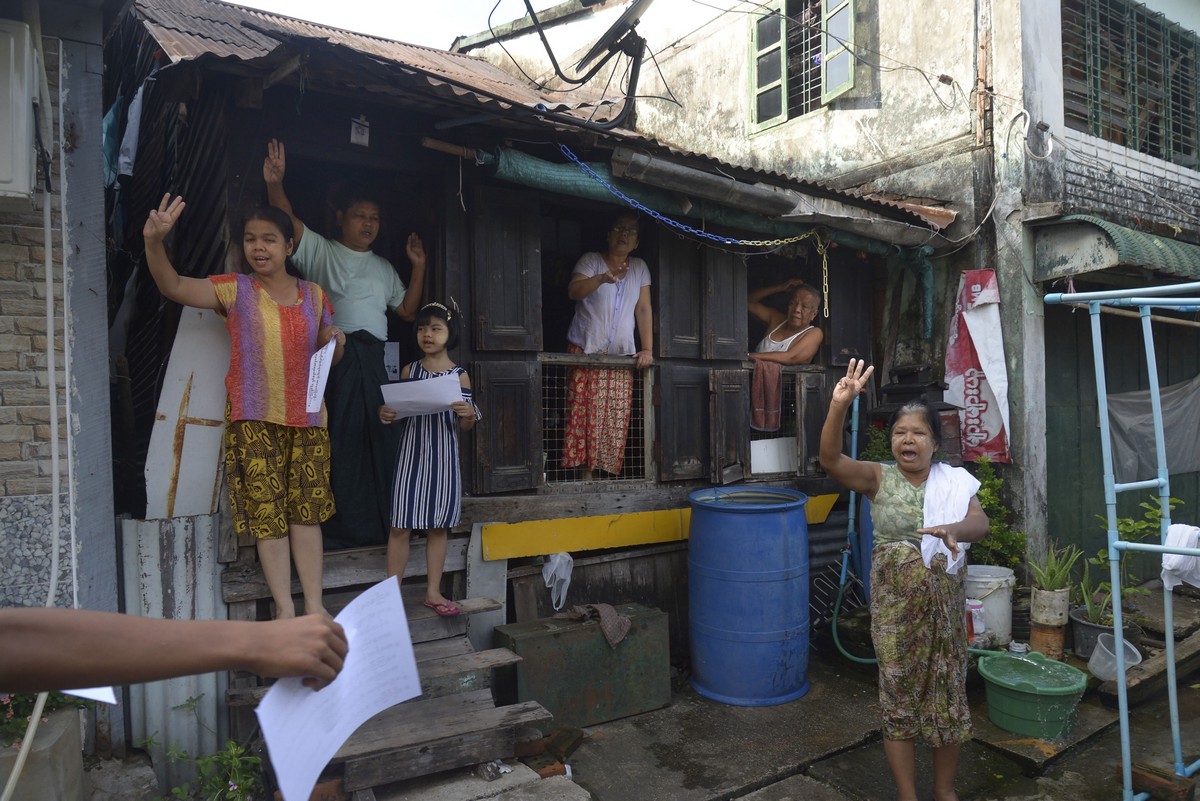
[755,323,814,353]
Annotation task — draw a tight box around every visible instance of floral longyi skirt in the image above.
[870,542,972,746]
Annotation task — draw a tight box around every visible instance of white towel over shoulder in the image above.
[1162,524,1200,591]
[919,463,981,575]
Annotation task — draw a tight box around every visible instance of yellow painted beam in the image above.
[479,493,839,561]
[482,509,691,561]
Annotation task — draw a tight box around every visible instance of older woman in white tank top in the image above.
[747,279,824,364]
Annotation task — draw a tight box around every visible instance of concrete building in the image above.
[465,0,1200,559]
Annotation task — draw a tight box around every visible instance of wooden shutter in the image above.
[657,234,703,359]
[703,248,748,359]
[794,368,828,476]
[471,187,542,351]
[657,363,709,481]
[474,361,543,493]
[710,368,749,484]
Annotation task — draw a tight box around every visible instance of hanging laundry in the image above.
[1162,524,1200,591]
[750,360,782,432]
[1107,372,1200,483]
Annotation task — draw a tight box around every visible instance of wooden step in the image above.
[417,648,522,700]
[332,689,553,791]
[227,638,518,707]
[225,648,520,707]
[220,535,470,605]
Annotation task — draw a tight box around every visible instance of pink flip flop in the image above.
[423,600,461,617]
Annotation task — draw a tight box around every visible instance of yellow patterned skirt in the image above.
[224,419,335,540]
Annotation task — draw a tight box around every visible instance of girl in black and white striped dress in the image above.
[378,302,480,617]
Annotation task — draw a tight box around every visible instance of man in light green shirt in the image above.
[265,139,426,549]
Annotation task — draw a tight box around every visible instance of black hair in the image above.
[238,207,301,277]
[415,302,460,350]
[338,192,382,215]
[888,399,943,448]
[610,211,641,232]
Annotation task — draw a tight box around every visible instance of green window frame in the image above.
[821,0,856,103]
[750,0,857,131]
[750,4,789,131]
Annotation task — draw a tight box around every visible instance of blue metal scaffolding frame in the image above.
[1045,281,1200,801]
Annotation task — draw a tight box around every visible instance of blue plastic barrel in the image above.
[687,487,810,706]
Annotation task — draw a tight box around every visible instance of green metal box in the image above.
[493,603,671,729]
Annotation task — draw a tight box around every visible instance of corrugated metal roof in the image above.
[129,0,937,230]
[1063,214,1200,279]
[135,0,618,116]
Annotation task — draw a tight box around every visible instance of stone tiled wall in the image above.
[1062,130,1200,235]
[0,36,72,606]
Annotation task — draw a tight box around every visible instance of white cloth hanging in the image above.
[919,462,981,575]
[1162,524,1200,591]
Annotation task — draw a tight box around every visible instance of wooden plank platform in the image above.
[221,539,469,605]
[226,646,520,706]
[333,690,553,790]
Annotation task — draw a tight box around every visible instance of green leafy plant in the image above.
[858,424,893,462]
[1,692,92,747]
[1076,495,1183,623]
[149,735,264,801]
[1077,563,1114,625]
[1029,542,1083,591]
[965,456,1028,573]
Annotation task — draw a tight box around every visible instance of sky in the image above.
[224,0,563,50]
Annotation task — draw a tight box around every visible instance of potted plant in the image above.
[1071,495,1178,657]
[1030,542,1082,626]
[1028,542,1082,659]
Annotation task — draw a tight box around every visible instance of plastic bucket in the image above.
[688,487,809,706]
[965,565,1015,645]
[978,651,1087,740]
[1088,632,1143,681]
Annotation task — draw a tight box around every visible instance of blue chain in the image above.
[558,143,740,244]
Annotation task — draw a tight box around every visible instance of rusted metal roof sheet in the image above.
[129,0,936,229]
[133,0,617,116]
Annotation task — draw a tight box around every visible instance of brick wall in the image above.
[0,36,72,607]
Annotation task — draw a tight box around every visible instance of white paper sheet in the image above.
[380,372,462,417]
[256,578,420,801]
[306,338,338,413]
[64,686,118,704]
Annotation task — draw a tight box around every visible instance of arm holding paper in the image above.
[0,608,347,693]
[318,325,346,366]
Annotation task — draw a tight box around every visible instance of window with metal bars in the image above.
[1062,0,1199,168]
[541,360,649,484]
[751,0,855,131]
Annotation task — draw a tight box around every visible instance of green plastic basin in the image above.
[977,651,1087,740]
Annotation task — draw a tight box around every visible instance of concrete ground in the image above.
[563,636,1200,801]
[87,632,1200,801]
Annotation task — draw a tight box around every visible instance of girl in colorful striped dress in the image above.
[143,194,345,619]
[379,303,480,617]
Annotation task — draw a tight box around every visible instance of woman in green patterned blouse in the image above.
[820,359,989,801]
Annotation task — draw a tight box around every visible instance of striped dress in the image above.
[390,362,481,529]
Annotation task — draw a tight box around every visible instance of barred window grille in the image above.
[542,360,649,484]
[1062,0,1199,168]
[752,0,826,129]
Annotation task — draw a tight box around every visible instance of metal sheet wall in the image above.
[121,515,229,790]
